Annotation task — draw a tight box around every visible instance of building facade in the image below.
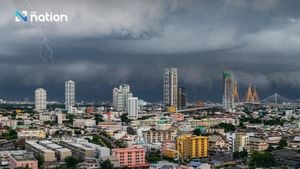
[178,87,187,110]
[142,128,174,144]
[35,88,47,111]
[65,80,75,111]
[112,146,149,168]
[164,68,178,108]
[112,84,133,112]
[127,97,138,119]
[223,72,234,112]
[176,134,209,160]
[8,153,38,169]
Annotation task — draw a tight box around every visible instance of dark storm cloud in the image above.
[1,0,300,102]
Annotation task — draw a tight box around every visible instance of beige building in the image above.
[60,139,96,158]
[39,140,72,161]
[142,128,174,144]
[248,137,268,153]
[25,141,56,162]
[18,130,46,139]
[209,135,228,151]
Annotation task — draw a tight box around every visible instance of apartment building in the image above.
[176,134,209,160]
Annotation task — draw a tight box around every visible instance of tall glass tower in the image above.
[223,72,234,112]
[164,68,178,108]
[65,80,75,110]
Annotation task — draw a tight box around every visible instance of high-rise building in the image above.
[65,80,75,110]
[178,87,187,110]
[127,97,138,119]
[112,84,133,112]
[176,134,208,160]
[164,68,178,108]
[35,88,47,111]
[223,72,234,112]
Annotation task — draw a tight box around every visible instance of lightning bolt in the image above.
[13,0,54,64]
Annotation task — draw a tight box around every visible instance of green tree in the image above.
[34,154,44,168]
[127,127,136,135]
[120,113,131,124]
[94,114,104,124]
[100,159,114,169]
[233,149,248,159]
[218,123,236,132]
[146,149,161,163]
[249,151,275,168]
[1,129,17,140]
[278,138,288,148]
[193,128,202,136]
[65,156,80,169]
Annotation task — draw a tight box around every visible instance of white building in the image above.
[163,68,178,108]
[73,119,96,128]
[112,84,133,112]
[35,88,47,111]
[127,97,138,119]
[65,80,75,111]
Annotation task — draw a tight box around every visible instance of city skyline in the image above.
[1,0,300,102]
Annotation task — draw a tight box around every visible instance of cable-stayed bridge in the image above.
[261,93,291,104]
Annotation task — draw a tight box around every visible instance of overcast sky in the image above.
[1,0,300,103]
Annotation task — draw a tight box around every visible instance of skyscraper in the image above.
[223,72,234,112]
[178,87,187,110]
[35,88,47,111]
[127,97,138,119]
[164,68,178,108]
[65,80,75,110]
[112,84,133,112]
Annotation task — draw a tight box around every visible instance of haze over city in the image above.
[1,0,300,102]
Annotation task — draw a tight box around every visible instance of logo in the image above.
[15,10,68,23]
[15,11,28,22]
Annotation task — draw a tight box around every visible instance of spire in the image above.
[244,83,253,102]
[233,81,240,103]
[252,86,260,103]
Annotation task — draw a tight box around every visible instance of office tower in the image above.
[65,80,75,110]
[112,84,133,112]
[176,134,208,160]
[178,87,187,110]
[127,97,138,119]
[223,72,234,112]
[35,88,47,111]
[164,68,178,108]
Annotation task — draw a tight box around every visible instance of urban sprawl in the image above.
[0,68,299,169]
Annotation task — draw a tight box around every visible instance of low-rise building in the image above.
[59,139,96,158]
[39,140,72,161]
[208,135,228,151]
[73,119,96,128]
[25,141,56,162]
[18,130,46,139]
[248,137,268,153]
[112,146,149,168]
[8,152,38,169]
[142,128,174,144]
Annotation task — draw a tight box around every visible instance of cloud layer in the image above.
[1,0,300,102]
